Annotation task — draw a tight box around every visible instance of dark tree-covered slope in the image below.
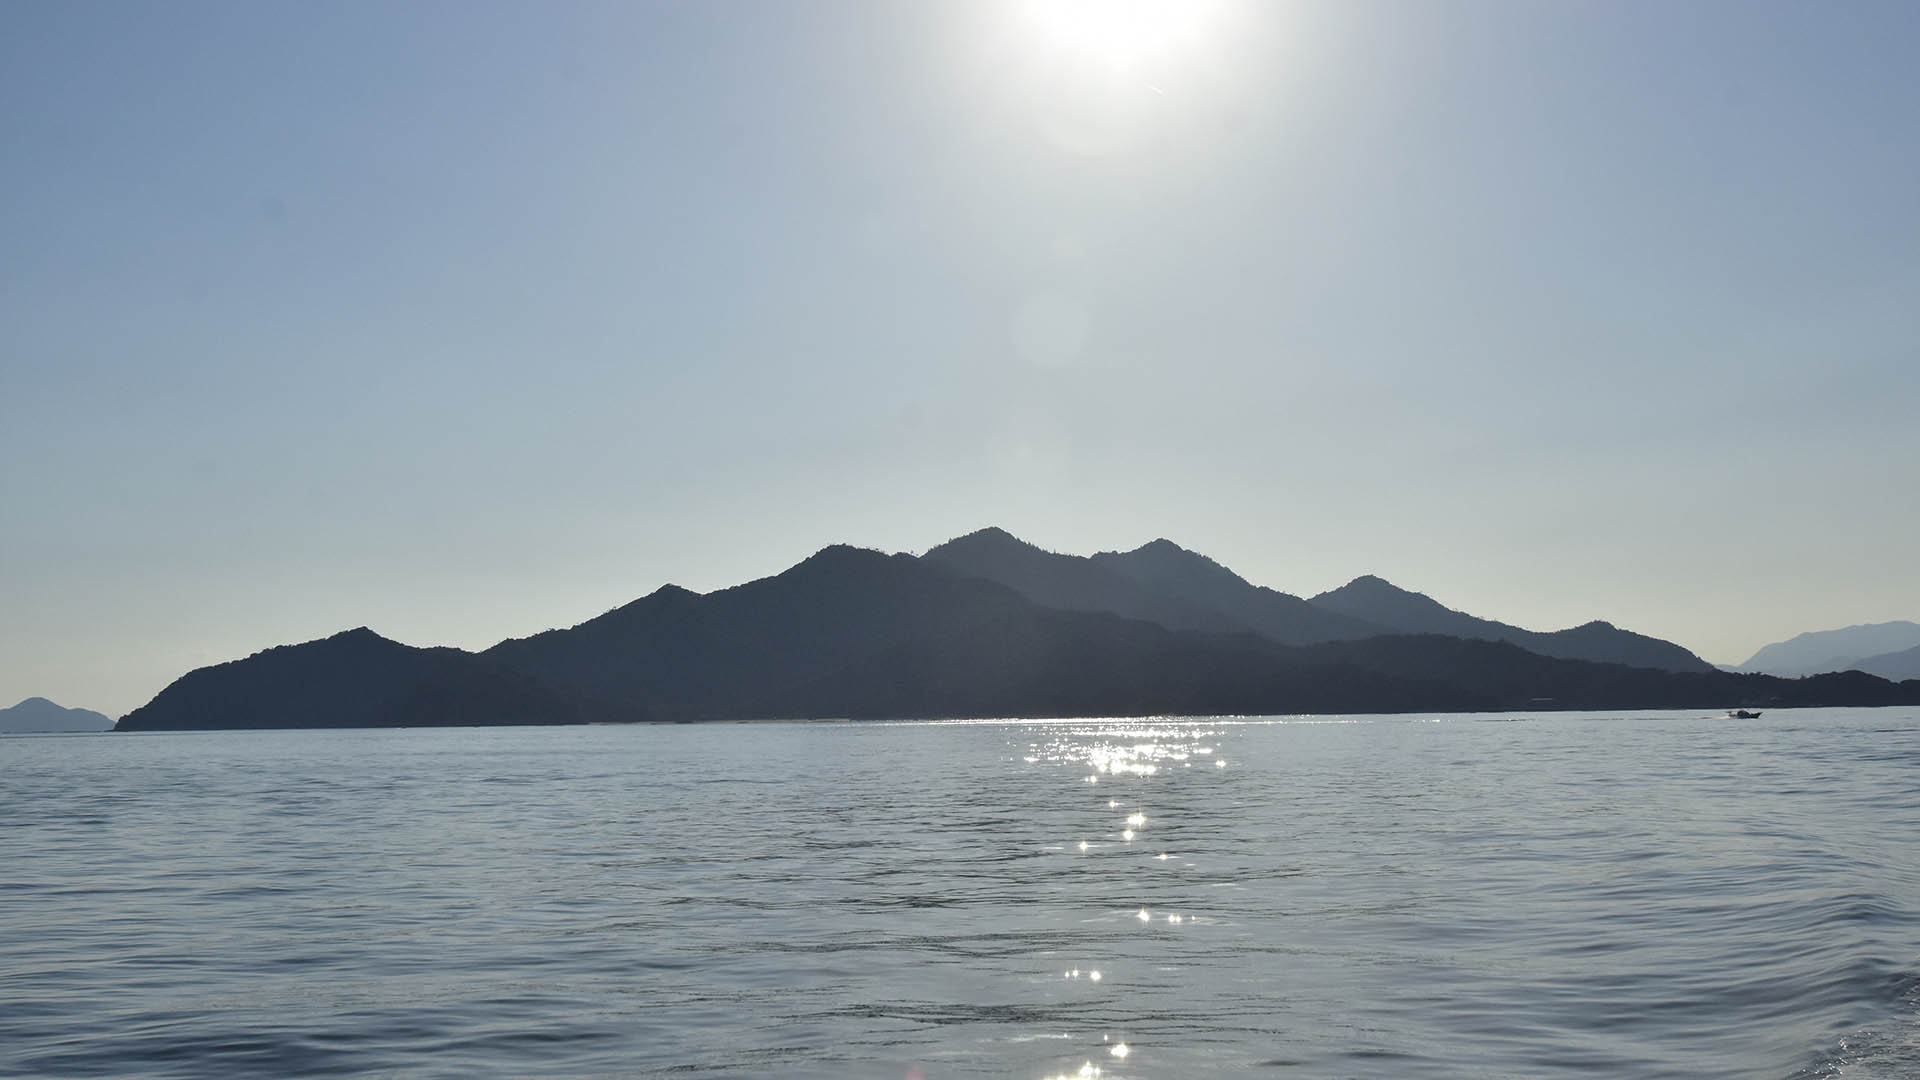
[484,545,1476,719]
[1298,634,1920,711]
[766,605,1489,719]
[116,628,627,730]
[486,545,1058,716]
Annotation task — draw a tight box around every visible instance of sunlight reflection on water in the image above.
[1007,718,1248,1074]
[6,711,1919,1079]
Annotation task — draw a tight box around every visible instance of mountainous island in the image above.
[1,698,115,733]
[114,528,1920,730]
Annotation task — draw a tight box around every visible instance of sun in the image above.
[1018,0,1219,72]
[996,0,1239,154]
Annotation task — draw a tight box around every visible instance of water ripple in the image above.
[3,709,1918,1078]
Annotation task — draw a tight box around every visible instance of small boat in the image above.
[1725,709,1762,720]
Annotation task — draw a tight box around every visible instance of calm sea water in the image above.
[4,709,1918,1079]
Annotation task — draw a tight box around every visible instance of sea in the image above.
[3,708,1917,1079]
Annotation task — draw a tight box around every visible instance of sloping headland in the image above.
[115,530,1920,730]
[117,629,644,730]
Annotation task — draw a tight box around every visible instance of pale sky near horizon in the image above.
[5,1,1917,716]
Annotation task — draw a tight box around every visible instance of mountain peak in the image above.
[1120,537,1232,567]
[797,543,888,566]
[1310,579,1713,672]
[1095,537,1250,590]
[782,544,907,584]
[1315,575,1424,605]
[923,527,1056,566]
[1311,575,1477,635]
[927,526,1033,554]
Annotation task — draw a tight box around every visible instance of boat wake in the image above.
[1794,970,1920,1079]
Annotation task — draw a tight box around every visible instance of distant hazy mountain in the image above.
[0,697,113,733]
[1736,621,1920,677]
[116,628,626,730]
[1308,575,1715,673]
[1851,643,1920,682]
[1088,539,1384,645]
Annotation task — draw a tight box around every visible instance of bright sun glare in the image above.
[1000,0,1237,153]
[1020,0,1218,71]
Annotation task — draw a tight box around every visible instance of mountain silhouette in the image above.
[112,532,1918,729]
[921,528,1248,635]
[0,697,113,733]
[1088,539,1384,645]
[486,546,1057,717]
[116,628,629,730]
[1736,621,1920,677]
[1309,575,1714,673]
[923,531,1710,672]
[487,544,1481,719]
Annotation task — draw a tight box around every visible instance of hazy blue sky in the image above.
[5,1,1917,715]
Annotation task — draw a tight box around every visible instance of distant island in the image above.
[1733,621,1920,680]
[2,698,115,733]
[114,528,1920,731]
